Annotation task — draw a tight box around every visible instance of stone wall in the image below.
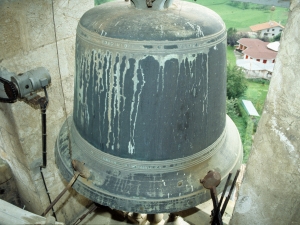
[0,0,93,223]
[231,1,300,224]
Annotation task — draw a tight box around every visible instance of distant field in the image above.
[95,0,288,31]
[184,0,288,30]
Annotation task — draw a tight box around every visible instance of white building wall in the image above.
[243,55,275,66]
[259,26,283,38]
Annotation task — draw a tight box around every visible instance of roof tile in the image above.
[250,21,284,32]
[237,38,277,59]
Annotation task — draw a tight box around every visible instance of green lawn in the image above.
[227,46,236,65]
[232,80,269,162]
[185,0,288,30]
[231,114,246,142]
[242,80,270,115]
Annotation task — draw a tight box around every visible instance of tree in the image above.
[227,27,238,47]
[242,2,249,9]
[258,36,270,42]
[227,64,248,99]
[227,27,250,47]
[272,33,282,42]
[226,97,239,118]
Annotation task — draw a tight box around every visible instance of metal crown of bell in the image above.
[55,0,243,213]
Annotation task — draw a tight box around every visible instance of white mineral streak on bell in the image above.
[156,54,178,92]
[79,47,211,151]
[78,56,84,125]
[205,54,209,113]
[100,30,107,36]
[85,52,90,125]
[128,59,146,154]
[195,25,204,37]
[185,22,194,30]
[185,22,204,37]
[115,55,122,149]
[203,54,209,113]
[160,25,164,37]
[103,52,110,148]
[109,53,119,149]
[91,51,97,122]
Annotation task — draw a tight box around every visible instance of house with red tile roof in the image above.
[250,21,284,39]
[235,38,278,79]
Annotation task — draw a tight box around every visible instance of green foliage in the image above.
[237,102,255,163]
[226,97,239,119]
[227,27,237,47]
[227,64,248,99]
[228,1,262,10]
[247,78,270,85]
[243,117,254,162]
[272,33,282,42]
[236,80,269,162]
[227,1,240,7]
[227,27,249,47]
[254,4,270,11]
[243,80,269,115]
[258,36,270,42]
[242,2,249,10]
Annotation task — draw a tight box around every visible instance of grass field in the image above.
[227,46,236,65]
[185,0,288,30]
[95,0,289,31]
[235,80,269,162]
[242,80,269,114]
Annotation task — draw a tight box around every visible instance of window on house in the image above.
[256,59,260,62]
[272,34,275,36]
[272,29,275,31]
[280,29,282,32]
[245,55,248,59]
[267,29,269,32]
[273,59,275,63]
[264,33,267,36]
[263,60,267,64]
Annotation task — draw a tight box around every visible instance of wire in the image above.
[51,0,73,160]
[40,167,57,220]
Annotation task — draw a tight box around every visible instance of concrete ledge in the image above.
[0,199,64,225]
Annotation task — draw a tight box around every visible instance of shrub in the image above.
[247,78,270,85]
[226,97,239,119]
[227,64,248,99]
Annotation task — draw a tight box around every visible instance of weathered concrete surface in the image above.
[0,0,93,223]
[0,157,22,207]
[0,199,64,225]
[231,1,300,224]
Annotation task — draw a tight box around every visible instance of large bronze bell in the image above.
[55,0,242,213]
